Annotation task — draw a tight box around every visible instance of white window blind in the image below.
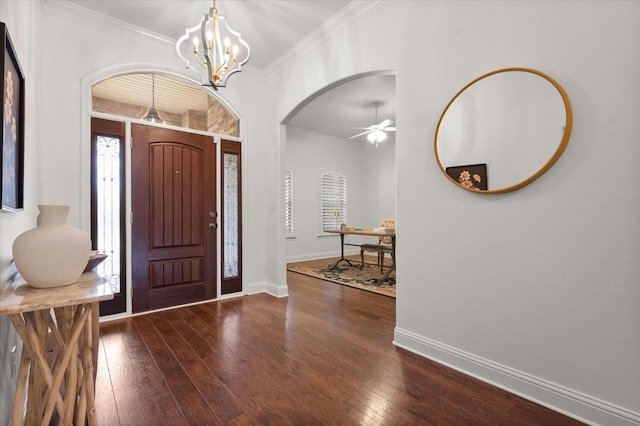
[285,168,294,236]
[321,171,347,231]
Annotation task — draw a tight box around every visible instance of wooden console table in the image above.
[0,272,113,426]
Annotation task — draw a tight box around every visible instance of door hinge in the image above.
[129,137,132,150]
[130,212,134,224]
[131,288,134,299]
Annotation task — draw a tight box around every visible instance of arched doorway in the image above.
[281,71,397,296]
[85,69,244,315]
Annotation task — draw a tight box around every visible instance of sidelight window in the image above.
[94,135,121,290]
[91,118,127,315]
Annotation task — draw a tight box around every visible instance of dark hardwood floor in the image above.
[95,263,583,425]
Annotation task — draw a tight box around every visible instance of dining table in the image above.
[325,227,396,281]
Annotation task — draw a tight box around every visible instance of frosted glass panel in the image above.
[96,135,121,294]
[223,153,239,278]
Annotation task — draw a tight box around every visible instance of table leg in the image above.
[11,310,67,425]
[43,306,89,424]
[91,303,99,383]
[9,315,31,426]
[62,306,78,424]
[330,232,353,269]
[9,304,97,425]
[83,303,99,425]
[382,235,396,282]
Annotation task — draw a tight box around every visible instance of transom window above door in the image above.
[92,72,239,136]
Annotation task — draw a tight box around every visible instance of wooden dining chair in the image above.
[360,218,395,273]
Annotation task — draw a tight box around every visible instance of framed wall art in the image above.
[445,163,488,191]
[1,22,25,211]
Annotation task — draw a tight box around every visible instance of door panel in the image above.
[132,124,217,313]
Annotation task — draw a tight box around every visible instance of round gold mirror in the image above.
[434,67,573,193]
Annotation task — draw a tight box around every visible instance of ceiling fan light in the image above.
[368,129,387,144]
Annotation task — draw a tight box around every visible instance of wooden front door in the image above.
[131,124,217,313]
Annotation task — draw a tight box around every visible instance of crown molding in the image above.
[264,0,381,78]
[44,0,175,47]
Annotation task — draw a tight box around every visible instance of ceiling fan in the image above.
[348,103,396,145]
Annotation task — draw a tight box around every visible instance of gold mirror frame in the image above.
[434,67,573,194]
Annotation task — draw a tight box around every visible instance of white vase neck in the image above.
[37,204,70,227]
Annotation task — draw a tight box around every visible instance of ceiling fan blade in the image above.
[384,127,396,132]
[378,119,393,129]
[348,130,371,139]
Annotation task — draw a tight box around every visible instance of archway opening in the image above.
[282,71,397,297]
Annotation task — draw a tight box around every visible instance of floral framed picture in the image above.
[446,163,488,191]
[1,22,25,210]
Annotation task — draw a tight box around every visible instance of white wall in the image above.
[0,1,41,423]
[285,127,396,262]
[273,1,640,424]
[361,137,396,225]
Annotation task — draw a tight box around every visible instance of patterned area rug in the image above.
[287,257,396,298]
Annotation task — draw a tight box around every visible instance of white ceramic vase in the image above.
[12,204,91,288]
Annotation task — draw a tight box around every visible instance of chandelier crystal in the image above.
[176,0,250,90]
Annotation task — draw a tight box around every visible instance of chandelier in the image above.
[176,0,250,90]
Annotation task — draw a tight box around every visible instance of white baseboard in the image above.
[264,282,289,298]
[393,327,640,426]
[245,280,289,298]
[286,248,360,264]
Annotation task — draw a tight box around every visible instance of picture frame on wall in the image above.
[1,22,25,211]
[445,163,488,191]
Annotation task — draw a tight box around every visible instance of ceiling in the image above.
[67,0,352,70]
[285,73,396,142]
[70,0,395,142]
[93,73,211,117]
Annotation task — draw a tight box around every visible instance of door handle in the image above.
[209,223,217,230]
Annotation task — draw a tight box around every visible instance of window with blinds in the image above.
[321,171,347,231]
[285,168,295,236]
